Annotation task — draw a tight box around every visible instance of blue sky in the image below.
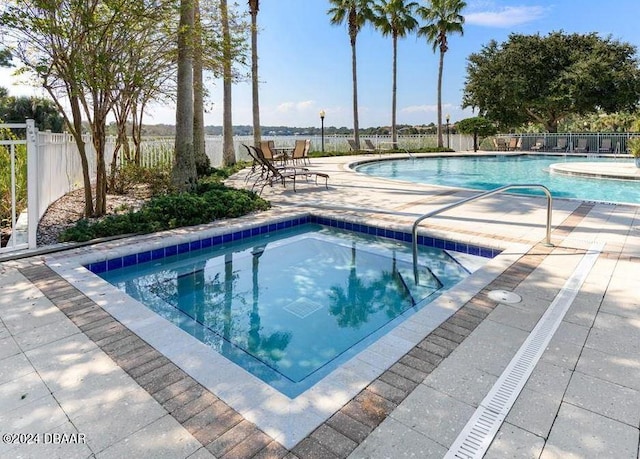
[2,0,640,128]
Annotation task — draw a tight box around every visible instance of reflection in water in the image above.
[329,247,413,328]
[101,226,471,395]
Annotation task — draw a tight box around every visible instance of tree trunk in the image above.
[221,0,236,166]
[351,38,360,149]
[437,49,444,148]
[250,2,261,147]
[391,34,398,148]
[132,100,144,165]
[68,95,94,217]
[93,117,107,216]
[173,0,197,191]
[193,0,209,176]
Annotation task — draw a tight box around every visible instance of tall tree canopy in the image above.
[0,94,64,132]
[328,0,374,150]
[372,0,418,147]
[463,31,640,133]
[0,48,11,67]
[455,116,496,152]
[2,0,176,216]
[417,0,466,148]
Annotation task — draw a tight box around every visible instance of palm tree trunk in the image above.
[250,2,261,147]
[351,40,360,149]
[173,0,196,191]
[193,0,208,176]
[392,34,398,148]
[221,0,236,166]
[436,49,444,148]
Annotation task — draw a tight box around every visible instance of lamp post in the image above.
[446,114,450,149]
[320,110,325,153]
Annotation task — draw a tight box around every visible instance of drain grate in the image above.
[444,242,604,459]
[283,297,324,319]
[488,289,522,304]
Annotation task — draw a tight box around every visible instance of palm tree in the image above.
[328,0,374,150]
[220,0,236,166]
[248,0,261,147]
[372,0,418,148]
[417,0,466,148]
[193,0,210,176]
[173,0,197,191]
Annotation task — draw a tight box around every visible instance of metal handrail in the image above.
[412,184,553,283]
[378,141,414,158]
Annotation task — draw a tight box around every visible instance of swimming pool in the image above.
[355,155,640,204]
[94,219,492,397]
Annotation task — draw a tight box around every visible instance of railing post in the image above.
[26,119,38,249]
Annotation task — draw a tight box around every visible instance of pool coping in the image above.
[549,161,640,181]
[44,210,530,449]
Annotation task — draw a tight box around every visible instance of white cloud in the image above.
[401,104,438,114]
[276,100,316,113]
[465,5,547,28]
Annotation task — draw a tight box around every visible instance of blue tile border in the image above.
[85,214,500,275]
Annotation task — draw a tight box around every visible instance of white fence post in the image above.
[26,119,38,249]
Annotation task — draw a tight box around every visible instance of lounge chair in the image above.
[493,138,508,151]
[575,138,589,153]
[551,138,568,152]
[507,138,518,151]
[249,145,328,193]
[530,138,545,151]
[515,138,522,150]
[347,138,375,153]
[598,138,612,153]
[363,139,377,153]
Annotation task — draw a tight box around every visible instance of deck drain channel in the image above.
[444,241,604,459]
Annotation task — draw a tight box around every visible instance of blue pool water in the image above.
[97,222,490,397]
[355,155,640,204]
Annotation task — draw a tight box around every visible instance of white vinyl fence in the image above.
[1,120,37,253]
[10,126,628,254]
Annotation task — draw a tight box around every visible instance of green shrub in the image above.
[110,161,174,196]
[204,161,251,182]
[0,127,28,232]
[58,182,270,242]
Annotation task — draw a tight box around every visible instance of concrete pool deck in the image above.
[1,152,639,458]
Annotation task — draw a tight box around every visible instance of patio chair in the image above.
[290,139,307,165]
[507,138,518,150]
[530,138,545,151]
[259,140,285,164]
[347,139,358,151]
[575,138,589,153]
[302,139,311,165]
[598,138,612,153]
[250,145,328,193]
[551,138,568,152]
